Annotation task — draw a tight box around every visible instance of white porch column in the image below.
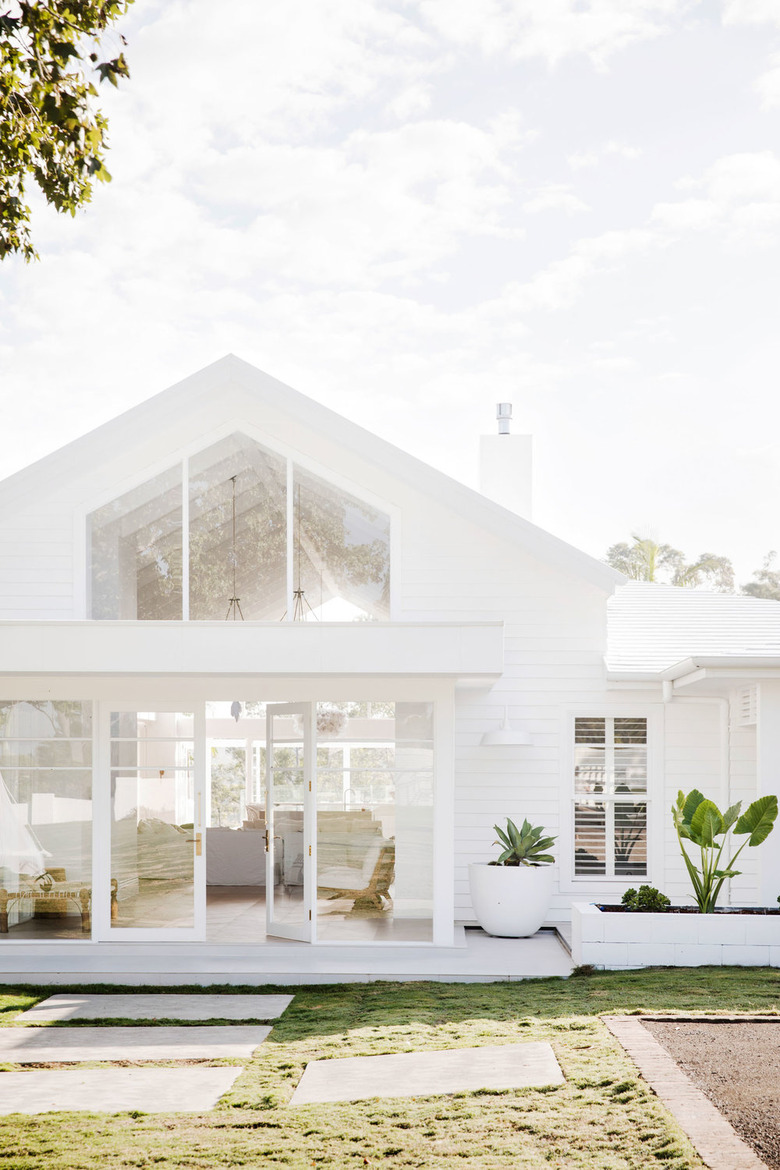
[756,681,780,906]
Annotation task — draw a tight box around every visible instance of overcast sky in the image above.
[3,0,780,585]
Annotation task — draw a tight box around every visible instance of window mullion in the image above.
[182,457,189,620]
[286,458,294,622]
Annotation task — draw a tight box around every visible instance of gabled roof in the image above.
[0,355,622,593]
[607,581,780,677]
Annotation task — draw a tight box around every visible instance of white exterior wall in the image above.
[400,497,610,923]
[6,364,738,924]
[0,508,75,618]
[727,692,759,905]
[661,699,723,906]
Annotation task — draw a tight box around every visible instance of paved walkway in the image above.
[0,1068,242,1115]
[20,993,292,1022]
[0,1025,270,1063]
[1,994,293,1114]
[603,1016,767,1170]
[290,1042,563,1105]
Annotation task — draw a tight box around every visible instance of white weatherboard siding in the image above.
[662,700,726,907]
[413,511,611,923]
[0,509,75,618]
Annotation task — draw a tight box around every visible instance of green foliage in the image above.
[0,0,133,261]
[620,885,670,913]
[672,788,778,913]
[491,817,556,867]
[605,533,734,591]
[742,551,780,601]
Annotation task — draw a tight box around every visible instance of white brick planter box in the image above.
[571,902,780,970]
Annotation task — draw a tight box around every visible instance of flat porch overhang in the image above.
[0,620,504,682]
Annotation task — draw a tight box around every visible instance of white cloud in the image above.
[650,151,780,249]
[415,0,686,67]
[722,0,780,27]
[567,140,643,169]
[521,184,589,213]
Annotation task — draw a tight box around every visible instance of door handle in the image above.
[186,832,203,856]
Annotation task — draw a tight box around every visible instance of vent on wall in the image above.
[737,686,757,727]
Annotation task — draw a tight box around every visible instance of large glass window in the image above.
[89,465,183,619]
[189,434,287,620]
[0,701,93,939]
[293,469,390,621]
[88,434,391,621]
[573,716,648,879]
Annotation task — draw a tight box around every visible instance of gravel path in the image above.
[644,1021,780,1170]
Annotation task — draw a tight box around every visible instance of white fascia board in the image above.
[0,355,623,595]
[607,656,780,688]
[0,620,504,680]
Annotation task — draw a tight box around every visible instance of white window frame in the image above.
[558,705,663,895]
[78,423,397,622]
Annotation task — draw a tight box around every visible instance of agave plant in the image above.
[672,789,778,913]
[492,817,556,867]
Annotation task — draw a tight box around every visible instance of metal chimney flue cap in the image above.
[496,402,512,435]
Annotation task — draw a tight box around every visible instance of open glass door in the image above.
[101,707,206,940]
[266,703,314,942]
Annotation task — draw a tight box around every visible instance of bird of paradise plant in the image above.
[672,789,778,913]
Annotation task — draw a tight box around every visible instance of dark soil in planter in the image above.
[597,905,780,914]
[644,1019,780,1169]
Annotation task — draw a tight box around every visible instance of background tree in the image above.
[742,552,780,601]
[605,534,734,592]
[1,0,132,261]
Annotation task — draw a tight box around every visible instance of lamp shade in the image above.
[480,707,532,746]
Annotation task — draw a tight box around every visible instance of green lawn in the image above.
[1,968,779,1169]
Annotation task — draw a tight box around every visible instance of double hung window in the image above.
[573,716,648,878]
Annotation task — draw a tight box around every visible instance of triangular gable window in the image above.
[87,433,390,622]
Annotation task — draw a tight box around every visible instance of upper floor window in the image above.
[88,433,390,622]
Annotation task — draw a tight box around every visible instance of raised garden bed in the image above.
[572,901,780,970]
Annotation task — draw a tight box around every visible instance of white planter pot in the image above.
[572,902,780,969]
[468,863,554,937]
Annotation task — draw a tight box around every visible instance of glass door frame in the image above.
[93,701,206,942]
[265,701,315,943]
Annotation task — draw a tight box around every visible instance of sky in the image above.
[2,0,780,586]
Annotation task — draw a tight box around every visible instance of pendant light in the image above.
[225,475,244,621]
[481,706,532,746]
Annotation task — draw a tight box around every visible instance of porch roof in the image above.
[0,620,503,682]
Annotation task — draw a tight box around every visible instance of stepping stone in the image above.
[290,1042,564,1105]
[20,994,293,1023]
[0,1067,242,1114]
[0,1025,270,1063]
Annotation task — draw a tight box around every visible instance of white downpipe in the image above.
[662,687,732,903]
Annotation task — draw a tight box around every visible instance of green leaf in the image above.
[681,789,706,826]
[735,795,779,846]
[689,799,724,846]
[721,801,742,831]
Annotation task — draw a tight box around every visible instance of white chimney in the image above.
[479,403,533,520]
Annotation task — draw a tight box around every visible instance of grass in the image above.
[1,968,779,1168]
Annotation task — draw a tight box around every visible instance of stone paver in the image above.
[0,1025,270,1063]
[20,994,293,1022]
[603,1016,767,1170]
[290,1042,563,1105]
[0,1067,242,1114]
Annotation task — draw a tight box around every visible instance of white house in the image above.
[1,355,780,980]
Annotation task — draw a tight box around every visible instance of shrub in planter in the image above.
[469,818,557,938]
[620,885,670,912]
[672,788,779,913]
